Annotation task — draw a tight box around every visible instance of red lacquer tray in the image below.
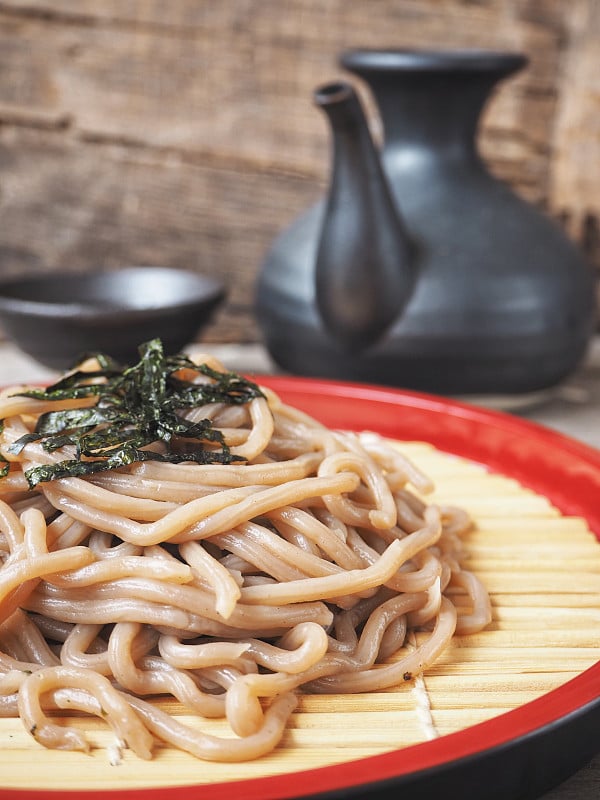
[4,376,600,800]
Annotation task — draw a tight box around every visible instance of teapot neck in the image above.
[341,49,527,161]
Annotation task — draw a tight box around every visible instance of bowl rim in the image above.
[0,267,226,319]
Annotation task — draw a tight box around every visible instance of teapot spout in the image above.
[313,81,415,351]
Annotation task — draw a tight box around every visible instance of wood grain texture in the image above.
[0,442,598,793]
[548,0,600,272]
[0,0,597,344]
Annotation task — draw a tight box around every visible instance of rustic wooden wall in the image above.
[0,0,598,345]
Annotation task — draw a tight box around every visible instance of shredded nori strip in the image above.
[4,338,264,488]
[0,420,7,479]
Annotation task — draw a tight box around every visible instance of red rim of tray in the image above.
[3,375,600,800]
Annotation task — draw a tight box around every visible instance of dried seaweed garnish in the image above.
[5,338,264,488]
[0,421,8,479]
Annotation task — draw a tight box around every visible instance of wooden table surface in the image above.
[0,338,598,800]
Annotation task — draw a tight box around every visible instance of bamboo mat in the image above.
[2,443,600,791]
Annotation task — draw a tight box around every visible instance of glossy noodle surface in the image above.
[0,348,491,771]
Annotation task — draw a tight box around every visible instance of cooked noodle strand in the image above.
[0,349,490,762]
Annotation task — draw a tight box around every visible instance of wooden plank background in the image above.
[0,0,598,345]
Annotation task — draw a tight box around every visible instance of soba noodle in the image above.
[0,347,491,762]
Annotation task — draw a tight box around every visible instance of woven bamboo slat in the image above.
[1,442,598,791]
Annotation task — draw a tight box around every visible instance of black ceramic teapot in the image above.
[255,49,596,395]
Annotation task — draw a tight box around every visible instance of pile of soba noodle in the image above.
[0,347,491,762]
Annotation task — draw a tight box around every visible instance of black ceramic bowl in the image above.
[0,267,226,370]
